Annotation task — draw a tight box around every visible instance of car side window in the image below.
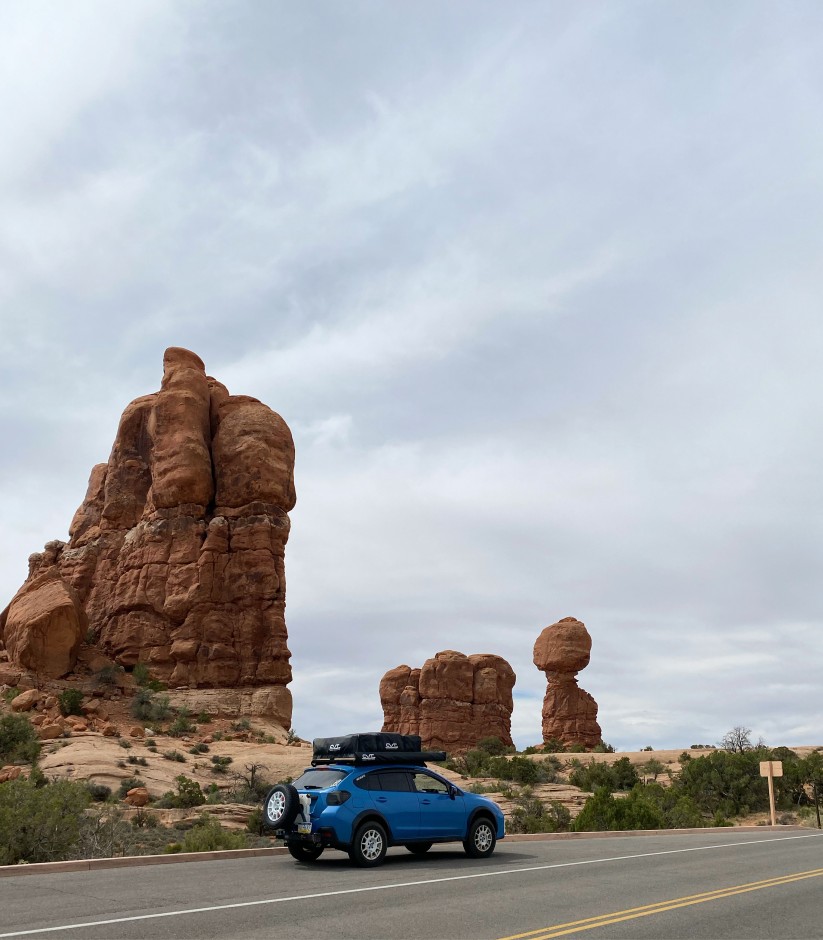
[377,771,413,792]
[411,772,449,794]
[354,772,381,791]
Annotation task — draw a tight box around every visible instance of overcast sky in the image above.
[1,1,821,751]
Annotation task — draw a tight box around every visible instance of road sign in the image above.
[760,761,783,777]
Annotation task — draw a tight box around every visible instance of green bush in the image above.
[246,807,263,834]
[0,713,41,764]
[211,755,233,774]
[86,783,112,803]
[569,758,639,793]
[509,797,571,834]
[117,777,145,799]
[181,815,247,852]
[676,750,768,817]
[131,690,173,723]
[573,785,664,832]
[169,708,196,737]
[163,750,186,763]
[175,775,206,808]
[58,688,85,717]
[0,778,91,864]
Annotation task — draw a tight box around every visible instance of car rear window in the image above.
[293,769,348,790]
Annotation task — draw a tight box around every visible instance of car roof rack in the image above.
[311,751,447,767]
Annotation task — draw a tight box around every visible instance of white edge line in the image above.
[1,832,821,938]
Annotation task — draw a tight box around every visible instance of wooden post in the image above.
[767,764,776,827]
[760,761,782,826]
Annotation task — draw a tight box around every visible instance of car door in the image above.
[410,771,467,838]
[370,771,420,840]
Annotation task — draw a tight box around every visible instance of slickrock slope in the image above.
[0,348,295,728]
[533,616,601,748]
[380,650,515,753]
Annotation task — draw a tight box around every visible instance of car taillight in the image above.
[325,790,351,805]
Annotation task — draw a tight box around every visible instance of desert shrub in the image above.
[131,690,173,723]
[543,738,567,753]
[189,743,210,754]
[211,755,233,774]
[181,815,247,852]
[233,718,251,732]
[93,665,122,688]
[228,763,272,803]
[132,808,160,829]
[86,782,112,803]
[127,756,148,767]
[477,737,515,757]
[675,750,768,817]
[169,708,196,737]
[174,775,205,808]
[0,713,42,764]
[573,785,664,832]
[117,776,145,799]
[0,778,91,864]
[197,712,211,724]
[509,797,571,834]
[119,739,133,749]
[58,688,85,717]
[569,758,639,793]
[593,741,616,753]
[246,807,263,834]
[163,750,186,763]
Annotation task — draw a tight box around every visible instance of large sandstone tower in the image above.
[0,348,295,728]
[533,616,601,748]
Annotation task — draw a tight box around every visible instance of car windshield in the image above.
[293,769,348,790]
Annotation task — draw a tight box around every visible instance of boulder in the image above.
[2,575,85,678]
[10,689,41,712]
[0,766,23,783]
[380,651,515,753]
[38,723,64,740]
[124,786,150,807]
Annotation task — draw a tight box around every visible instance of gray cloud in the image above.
[1,1,822,750]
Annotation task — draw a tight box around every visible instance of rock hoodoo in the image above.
[533,616,601,748]
[0,348,295,728]
[380,650,515,753]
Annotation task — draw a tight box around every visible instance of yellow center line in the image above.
[497,867,823,940]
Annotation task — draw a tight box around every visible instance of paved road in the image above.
[1,830,822,939]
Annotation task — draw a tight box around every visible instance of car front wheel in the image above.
[349,821,388,867]
[463,817,496,859]
[288,842,324,863]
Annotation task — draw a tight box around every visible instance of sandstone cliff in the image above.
[533,616,601,748]
[0,348,295,728]
[380,650,515,753]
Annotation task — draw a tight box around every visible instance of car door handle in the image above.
[376,797,388,803]
[421,799,431,805]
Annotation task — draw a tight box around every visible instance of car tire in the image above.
[288,842,324,863]
[406,842,432,856]
[463,816,496,859]
[349,821,388,867]
[262,783,300,830]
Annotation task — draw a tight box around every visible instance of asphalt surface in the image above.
[1,829,821,939]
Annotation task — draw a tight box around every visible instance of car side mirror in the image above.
[448,784,457,800]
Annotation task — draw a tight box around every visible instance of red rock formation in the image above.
[380,650,515,753]
[0,348,295,729]
[533,616,601,748]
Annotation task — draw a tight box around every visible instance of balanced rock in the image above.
[533,616,601,748]
[0,348,296,729]
[380,650,515,753]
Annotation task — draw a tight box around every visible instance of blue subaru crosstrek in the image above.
[262,733,505,866]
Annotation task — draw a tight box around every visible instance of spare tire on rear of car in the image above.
[262,783,300,830]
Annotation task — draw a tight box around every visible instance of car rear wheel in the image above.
[288,842,324,863]
[262,783,300,830]
[406,842,432,855]
[463,817,496,858]
[349,821,388,867]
